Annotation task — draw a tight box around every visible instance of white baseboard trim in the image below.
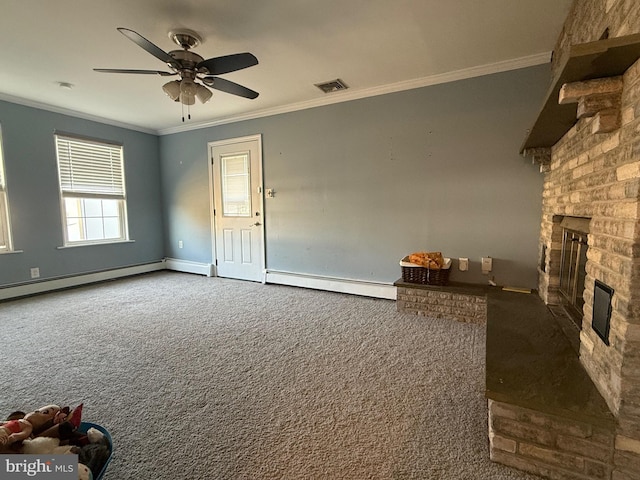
[0,262,395,301]
[164,258,214,277]
[265,270,397,300]
[0,261,166,301]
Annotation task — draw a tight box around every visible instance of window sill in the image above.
[0,249,24,255]
[57,240,135,249]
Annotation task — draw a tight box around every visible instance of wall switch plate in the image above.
[178,240,183,249]
[482,257,492,273]
[459,257,469,271]
[30,267,40,279]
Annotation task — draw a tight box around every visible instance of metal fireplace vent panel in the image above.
[592,280,613,346]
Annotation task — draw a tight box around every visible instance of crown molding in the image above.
[158,51,552,135]
[0,93,157,135]
[0,51,551,137]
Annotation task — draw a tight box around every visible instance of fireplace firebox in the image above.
[558,217,590,329]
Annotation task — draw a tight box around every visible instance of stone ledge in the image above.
[486,290,614,428]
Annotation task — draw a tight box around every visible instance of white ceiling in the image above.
[0,0,573,135]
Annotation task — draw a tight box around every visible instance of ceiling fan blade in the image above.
[197,53,258,75]
[203,77,259,99]
[94,68,177,76]
[117,27,181,69]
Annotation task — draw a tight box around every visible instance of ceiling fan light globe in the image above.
[162,80,181,101]
[180,78,197,97]
[180,92,196,106]
[196,84,213,104]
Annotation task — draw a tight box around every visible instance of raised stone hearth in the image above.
[486,291,615,479]
[394,278,617,479]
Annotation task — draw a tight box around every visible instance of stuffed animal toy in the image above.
[22,436,75,455]
[78,463,93,480]
[22,437,93,480]
[35,404,82,439]
[1,404,107,479]
[0,418,32,446]
[0,404,61,447]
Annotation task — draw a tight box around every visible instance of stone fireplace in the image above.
[535,113,640,477]
[488,2,640,479]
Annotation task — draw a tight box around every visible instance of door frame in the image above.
[207,134,265,281]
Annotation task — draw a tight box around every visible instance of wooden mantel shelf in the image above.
[520,33,640,154]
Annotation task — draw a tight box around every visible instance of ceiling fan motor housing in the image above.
[168,29,202,50]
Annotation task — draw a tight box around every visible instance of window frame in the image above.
[0,125,13,253]
[54,133,130,246]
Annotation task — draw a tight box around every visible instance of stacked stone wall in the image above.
[395,285,487,324]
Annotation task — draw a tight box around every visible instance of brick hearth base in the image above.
[489,399,615,479]
[394,280,488,324]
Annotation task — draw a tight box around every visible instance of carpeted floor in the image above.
[0,271,542,479]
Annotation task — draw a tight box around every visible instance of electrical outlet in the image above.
[30,267,40,279]
[459,258,469,271]
[178,240,183,249]
[482,257,492,274]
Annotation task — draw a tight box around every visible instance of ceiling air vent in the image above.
[315,79,349,94]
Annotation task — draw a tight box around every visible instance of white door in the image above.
[209,135,264,282]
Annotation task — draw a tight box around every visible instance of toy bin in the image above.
[78,422,113,480]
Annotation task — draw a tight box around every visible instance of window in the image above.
[55,134,129,245]
[0,125,13,252]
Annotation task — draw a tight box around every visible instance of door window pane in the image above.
[221,153,251,217]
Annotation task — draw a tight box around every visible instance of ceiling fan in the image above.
[94,28,259,120]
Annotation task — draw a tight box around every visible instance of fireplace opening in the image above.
[558,217,590,331]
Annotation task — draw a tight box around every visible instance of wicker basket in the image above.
[400,256,451,285]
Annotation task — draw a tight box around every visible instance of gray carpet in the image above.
[0,271,542,479]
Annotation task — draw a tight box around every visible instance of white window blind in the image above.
[55,135,125,197]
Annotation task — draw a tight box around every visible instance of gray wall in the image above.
[0,64,548,290]
[0,101,164,286]
[161,64,548,288]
